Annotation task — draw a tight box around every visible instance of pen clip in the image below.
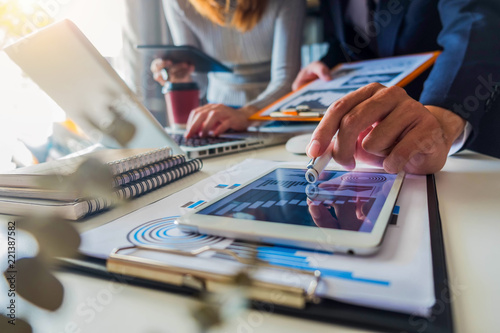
[307,158,316,169]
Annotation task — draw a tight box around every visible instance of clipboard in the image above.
[59,174,453,333]
[107,245,322,309]
[249,51,441,122]
[137,44,233,73]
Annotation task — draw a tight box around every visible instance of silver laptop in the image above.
[3,19,291,159]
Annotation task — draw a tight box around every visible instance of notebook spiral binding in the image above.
[107,245,322,309]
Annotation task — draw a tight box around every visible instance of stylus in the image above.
[305,142,333,183]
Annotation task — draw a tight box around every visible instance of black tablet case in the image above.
[60,175,453,333]
[137,44,232,73]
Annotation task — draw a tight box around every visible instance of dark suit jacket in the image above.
[320,0,500,158]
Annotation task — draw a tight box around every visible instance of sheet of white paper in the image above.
[80,159,435,317]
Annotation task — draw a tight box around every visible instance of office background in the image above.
[0,0,324,170]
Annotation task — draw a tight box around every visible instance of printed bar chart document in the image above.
[250,52,440,121]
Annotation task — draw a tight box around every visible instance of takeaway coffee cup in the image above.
[162,82,200,129]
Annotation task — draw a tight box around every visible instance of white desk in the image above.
[5,147,500,332]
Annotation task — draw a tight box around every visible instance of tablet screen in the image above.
[197,168,398,233]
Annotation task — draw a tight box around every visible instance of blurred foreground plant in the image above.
[191,246,260,332]
[1,216,81,333]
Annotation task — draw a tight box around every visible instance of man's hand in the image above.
[307,83,466,174]
[185,104,257,138]
[150,58,194,85]
[292,61,332,90]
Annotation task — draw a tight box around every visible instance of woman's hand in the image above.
[292,60,332,90]
[185,104,258,138]
[150,58,195,85]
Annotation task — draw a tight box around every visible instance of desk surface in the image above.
[5,146,500,332]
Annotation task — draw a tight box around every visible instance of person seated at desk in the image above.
[293,0,500,175]
[151,0,305,138]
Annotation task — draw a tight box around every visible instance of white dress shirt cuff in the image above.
[448,121,472,155]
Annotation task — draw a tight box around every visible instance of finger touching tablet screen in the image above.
[177,166,404,255]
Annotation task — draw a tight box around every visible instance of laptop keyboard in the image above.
[171,134,240,147]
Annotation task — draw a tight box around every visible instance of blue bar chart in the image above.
[207,188,374,230]
[198,168,385,231]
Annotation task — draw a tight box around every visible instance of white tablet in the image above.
[176,166,405,255]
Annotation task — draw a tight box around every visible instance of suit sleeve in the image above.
[419,0,500,146]
[319,0,349,68]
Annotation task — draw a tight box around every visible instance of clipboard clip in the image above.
[270,105,326,118]
[107,245,322,308]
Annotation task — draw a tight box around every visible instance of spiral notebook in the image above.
[0,154,189,201]
[0,158,203,220]
[0,147,173,189]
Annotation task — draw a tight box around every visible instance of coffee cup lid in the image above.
[162,82,199,93]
